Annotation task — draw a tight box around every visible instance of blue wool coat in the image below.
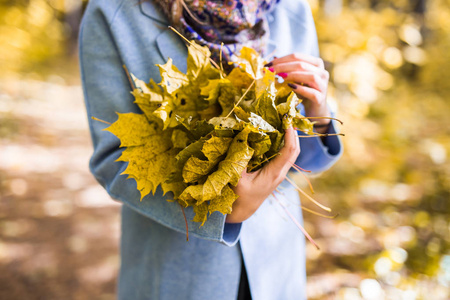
[79,0,342,299]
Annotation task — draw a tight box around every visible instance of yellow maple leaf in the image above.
[158,58,189,95]
[105,113,176,200]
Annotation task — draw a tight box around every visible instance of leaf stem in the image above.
[225,79,256,118]
[301,206,339,219]
[179,203,189,242]
[272,192,320,250]
[294,131,345,138]
[123,65,135,90]
[293,163,311,173]
[247,153,280,172]
[180,0,206,25]
[284,176,331,212]
[168,26,223,73]
[219,42,224,79]
[91,116,112,125]
[291,164,314,194]
[295,116,344,125]
[275,188,337,219]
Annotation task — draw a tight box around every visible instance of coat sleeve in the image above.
[295,120,342,172]
[79,0,240,246]
[290,0,343,173]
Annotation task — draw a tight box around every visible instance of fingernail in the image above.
[264,62,273,68]
[278,72,288,78]
[268,67,274,72]
[288,83,298,89]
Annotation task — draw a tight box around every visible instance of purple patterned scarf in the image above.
[155,0,280,62]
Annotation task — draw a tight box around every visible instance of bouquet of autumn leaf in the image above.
[100,41,329,228]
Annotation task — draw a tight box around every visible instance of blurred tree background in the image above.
[0,0,449,299]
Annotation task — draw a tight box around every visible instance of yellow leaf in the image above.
[178,127,254,204]
[209,185,238,215]
[187,41,212,80]
[105,113,176,199]
[235,46,265,79]
[158,58,189,95]
[202,136,233,162]
[182,156,216,183]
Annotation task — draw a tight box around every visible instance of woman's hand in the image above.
[267,54,331,133]
[226,127,300,223]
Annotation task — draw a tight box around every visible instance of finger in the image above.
[261,127,300,184]
[287,83,324,105]
[269,53,324,69]
[284,71,328,92]
[270,61,321,75]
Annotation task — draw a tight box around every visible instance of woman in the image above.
[79,0,342,299]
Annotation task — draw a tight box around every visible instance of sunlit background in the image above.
[0,0,449,299]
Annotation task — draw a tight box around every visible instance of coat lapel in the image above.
[155,30,189,72]
[139,0,189,71]
[139,0,168,25]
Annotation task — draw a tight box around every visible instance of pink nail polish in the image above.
[268,67,275,72]
[278,72,288,78]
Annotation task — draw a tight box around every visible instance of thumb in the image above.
[261,127,300,182]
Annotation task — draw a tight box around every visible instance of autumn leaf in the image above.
[226,67,254,93]
[200,78,237,116]
[186,41,211,80]
[277,92,299,129]
[191,185,238,226]
[179,127,254,206]
[192,202,209,226]
[235,46,265,79]
[248,130,272,158]
[105,113,175,199]
[181,135,233,183]
[248,112,277,132]
[254,87,281,129]
[256,68,276,99]
[208,185,238,216]
[175,139,206,168]
[171,129,190,149]
[208,116,241,130]
[294,117,314,134]
[182,157,216,183]
[158,58,189,95]
[202,136,233,162]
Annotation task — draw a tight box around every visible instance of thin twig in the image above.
[168,26,222,72]
[275,188,337,218]
[123,65,135,90]
[295,116,344,125]
[225,79,256,118]
[91,116,112,125]
[272,192,320,250]
[180,0,206,25]
[220,42,224,79]
[295,131,345,138]
[179,203,189,242]
[247,153,281,172]
[285,176,331,212]
[301,206,339,219]
[293,163,311,173]
[291,164,314,194]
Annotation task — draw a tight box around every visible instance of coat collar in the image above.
[139,0,169,25]
[139,0,188,68]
